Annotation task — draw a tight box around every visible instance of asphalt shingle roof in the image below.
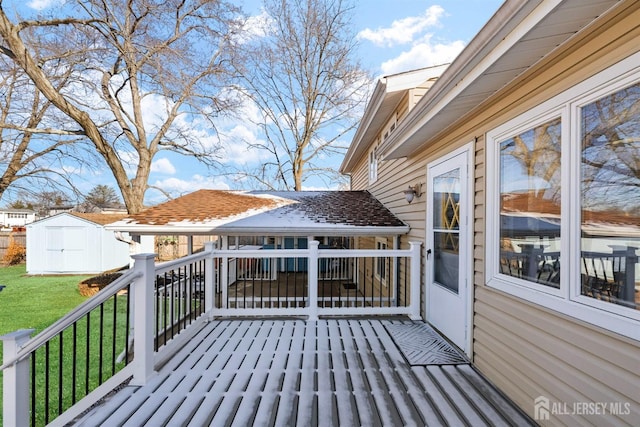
[108,190,408,235]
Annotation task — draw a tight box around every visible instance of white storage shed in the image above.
[26,212,131,274]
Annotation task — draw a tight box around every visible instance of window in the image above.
[486,53,640,339]
[369,147,378,184]
[498,117,562,289]
[580,83,640,310]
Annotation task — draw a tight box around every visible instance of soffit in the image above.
[382,0,620,159]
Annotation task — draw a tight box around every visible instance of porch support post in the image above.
[221,236,229,309]
[130,253,156,386]
[204,242,216,318]
[1,329,34,427]
[308,240,319,321]
[409,241,422,320]
[187,235,193,255]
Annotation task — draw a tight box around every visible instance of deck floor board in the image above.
[75,318,534,426]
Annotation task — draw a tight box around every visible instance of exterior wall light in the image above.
[403,184,422,204]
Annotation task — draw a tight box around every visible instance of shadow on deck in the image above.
[73,318,535,426]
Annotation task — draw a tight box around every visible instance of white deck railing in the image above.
[1,240,421,427]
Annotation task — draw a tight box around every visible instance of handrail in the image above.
[154,250,209,275]
[211,248,413,258]
[0,269,142,371]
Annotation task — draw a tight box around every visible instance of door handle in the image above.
[426,249,432,259]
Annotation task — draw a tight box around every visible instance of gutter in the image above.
[106,224,411,237]
[114,231,135,244]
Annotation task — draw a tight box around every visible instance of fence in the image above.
[0,232,26,260]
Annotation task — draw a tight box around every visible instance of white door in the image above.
[45,226,87,272]
[426,148,472,353]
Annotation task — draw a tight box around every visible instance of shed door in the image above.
[45,226,87,272]
[426,148,472,354]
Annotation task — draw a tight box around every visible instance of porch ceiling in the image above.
[106,190,409,236]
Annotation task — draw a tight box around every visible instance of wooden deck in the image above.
[73,318,535,426]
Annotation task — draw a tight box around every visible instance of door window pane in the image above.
[580,82,640,310]
[499,118,562,287]
[433,168,460,293]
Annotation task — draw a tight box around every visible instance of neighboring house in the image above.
[0,209,36,230]
[341,0,639,424]
[26,212,131,274]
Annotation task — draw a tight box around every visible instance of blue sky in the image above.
[15,0,504,205]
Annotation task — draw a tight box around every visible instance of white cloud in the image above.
[357,5,445,47]
[151,158,176,175]
[152,175,230,195]
[27,0,63,10]
[236,10,274,44]
[380,36,464,75]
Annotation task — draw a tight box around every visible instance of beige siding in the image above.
[467,3,640,425]
[349,154,369,190]
[474,288,640,426]
[349,1,640,424]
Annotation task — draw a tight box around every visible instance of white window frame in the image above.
[486,51,640,341]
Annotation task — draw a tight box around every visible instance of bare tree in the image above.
[0,0,245,213]
[0,55,95,202]
[235,0,370,190]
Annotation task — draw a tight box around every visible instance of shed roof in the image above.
[105,190,409,236]
[28,212,128,227]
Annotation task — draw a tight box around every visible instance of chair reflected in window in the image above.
[500,239,560,288]
[581,246,638,309]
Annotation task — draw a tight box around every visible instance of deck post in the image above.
[221,236,229,309]
[409,241,423,320]
[130,253,156,386]
[308,240,319,320]
[204,242,216,317]
[1,329,34,427]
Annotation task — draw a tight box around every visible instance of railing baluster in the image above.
[31,349,37,427]
[58,331,64,417]
[45,341,50,425]
[99,303,104,384]
[85,313,90,396]
[126,284,131,362]
[72,322,77,404]
[112,294,117,375]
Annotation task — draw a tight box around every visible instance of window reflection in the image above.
[581,82,640,310]
[433,169,460,293]
[499,118,562,287]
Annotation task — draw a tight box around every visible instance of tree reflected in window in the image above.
[581,82,640,309]
[499,118,562,287]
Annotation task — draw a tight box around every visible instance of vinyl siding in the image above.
[470,3,640,425]
[349,1,640,424]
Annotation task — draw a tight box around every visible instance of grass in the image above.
[0,264,94,426]
[0,265,90,337]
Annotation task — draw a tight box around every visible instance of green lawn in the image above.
[0,264,90,337]
[0,264,92,426]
